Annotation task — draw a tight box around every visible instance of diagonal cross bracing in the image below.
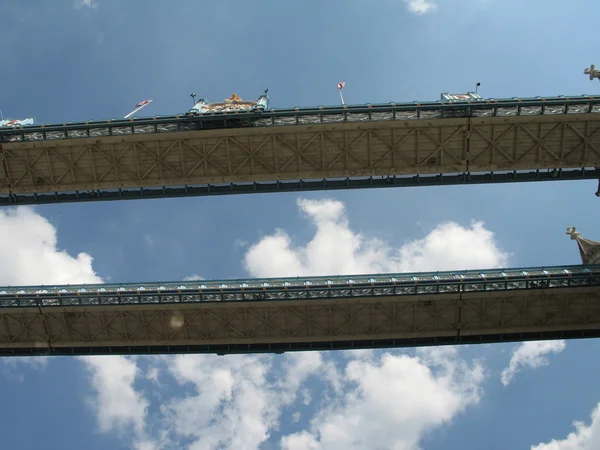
[1,264,600,356]
[1,97,600,205]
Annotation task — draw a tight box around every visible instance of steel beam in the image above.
[0,168,599,206]
[1,112,600,204]
[1,265,599,356]
[1,287,599,356]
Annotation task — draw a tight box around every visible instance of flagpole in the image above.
[337,82,346,105]
[124,100,152,119]
[124,105,144,119]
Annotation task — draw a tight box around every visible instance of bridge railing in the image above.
[2,95,600,143]
[2,265,599,308]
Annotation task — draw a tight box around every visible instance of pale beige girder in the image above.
[1,287,598,354]
[1,114,599,195]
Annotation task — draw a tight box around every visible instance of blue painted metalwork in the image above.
[2,264,599,309]
[0,168,597,206]
[1,94,599,143]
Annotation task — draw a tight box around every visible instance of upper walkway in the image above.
[2,95,599,143]
[1,264,599,357]
[1,95,599,205]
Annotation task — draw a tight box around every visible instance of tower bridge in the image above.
[1,227,599,357]
[1,95,600,205]
[1,263,599,357]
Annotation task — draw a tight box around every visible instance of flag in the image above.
[125,99,153,119]
[337,82,346,105]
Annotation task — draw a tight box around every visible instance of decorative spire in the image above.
[566,226,600,264]
[225,93,242,103]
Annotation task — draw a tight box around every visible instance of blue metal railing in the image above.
[2,95,599,143]
[2,264,598,308]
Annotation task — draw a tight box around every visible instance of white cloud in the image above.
[162,352,326,449]
[404,0,437,14]
[501,340,566,386]
[282,431,321,450]
[0,206,102,376]
[74,0,97,9]
[78,349,484,450]
[76,351,326,449]
[243,198,509,278]
[234,238,248,249]
[78,355,161,450]
[281,347,484,450]
[164,354,279,448]
[79,356,149,434]
[146,367,160,384]
[301,388,312,405]
[0,207,102,286]
[1,356,50,382]
[183,274,204,281]
[531,402,600,450]
[143,234,155,248]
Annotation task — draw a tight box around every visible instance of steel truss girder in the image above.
[0,168,599,206]
[2,287,599,356]
[1,114,599,199]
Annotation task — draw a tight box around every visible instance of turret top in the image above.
[566,226,600,264]
[566,226,580,240]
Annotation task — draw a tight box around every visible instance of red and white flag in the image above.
[125,99,153,119]
[337,82,346,104]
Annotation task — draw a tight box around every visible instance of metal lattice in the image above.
[0,98,600,205]
[2,265,600,356]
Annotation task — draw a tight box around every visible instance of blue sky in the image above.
[2,1,600,449]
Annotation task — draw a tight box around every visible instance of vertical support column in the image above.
[465,117,472,173]
[0,143,13,202]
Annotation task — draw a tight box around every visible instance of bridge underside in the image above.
[1,112,600,206]
[0,168,598,206]
[2,286,599,357]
